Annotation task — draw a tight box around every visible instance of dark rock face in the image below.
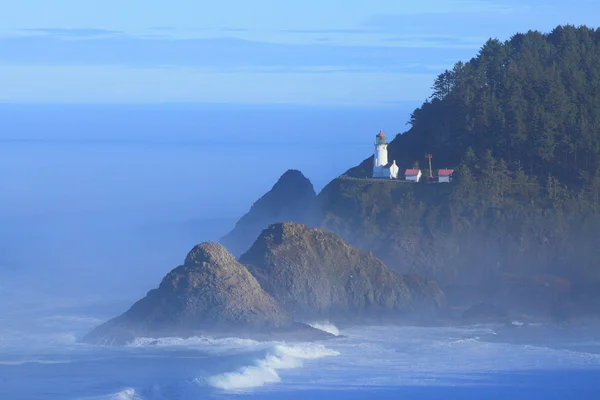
[84,242,328,344]
[401,274,448,314]
[240,222,446,321]
[220,169,317,257]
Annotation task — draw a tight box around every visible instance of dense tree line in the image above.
[336,26,600,283]
[407,25,600,185]
[349,25,600,188]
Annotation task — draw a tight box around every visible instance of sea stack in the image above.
[83,242,329,344]
[220,169,317,256]
[240,222,444,321]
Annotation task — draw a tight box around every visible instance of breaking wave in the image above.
[82,388,143,400]
[205,343,340,391]
[308,321,340,336]
[109,388,142,400]
[128,335,260,347]
[127,335,263,353]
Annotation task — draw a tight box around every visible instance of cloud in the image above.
[148,26,175,31]
[360,0,596,39]
[440,0,516,13]
[0,65,436,104]
[19,28,122,38]
[381,34,485,48]
[0,34,476,73]
[219,27,250,33]
[281,28,371,34]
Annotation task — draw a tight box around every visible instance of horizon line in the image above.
[0,100,423,108]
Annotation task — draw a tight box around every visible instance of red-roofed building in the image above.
[437,169,454,183]
[404,168,422,182]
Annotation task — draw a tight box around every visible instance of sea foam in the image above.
[127,335,261,352]
[205,343,340,391]
[110,388,142,400]
[308,321,340,336]
[82,387,143,400]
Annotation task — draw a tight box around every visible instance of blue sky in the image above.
[0,0,598,105]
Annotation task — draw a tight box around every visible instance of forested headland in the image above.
[330,25,600,299]
[350,25,600,193]
[224,25,600,318]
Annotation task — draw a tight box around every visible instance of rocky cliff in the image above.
[222,169,588,323]
[240,222,446,322]
[220,169,317,257]
[316,177,457,282]
[315,176,600,323]
[84,242,328,344]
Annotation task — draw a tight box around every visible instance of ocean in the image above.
[2,296,600,400]
[1,104,600,399]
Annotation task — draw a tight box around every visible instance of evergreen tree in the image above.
[385,25,600,187]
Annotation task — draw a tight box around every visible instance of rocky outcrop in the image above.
[401,274,448,314]
[84,242,329,345]
[240,222,447,321]
[220,169,317,257]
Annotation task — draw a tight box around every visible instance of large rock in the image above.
[240,222,446,321]
[220,169,317,256]
[84,242,329,344]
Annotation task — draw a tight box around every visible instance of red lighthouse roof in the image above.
[376,130,385,137]
[438,169,454,176]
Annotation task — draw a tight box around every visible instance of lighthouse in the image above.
[374,131,388,168]
[372,131,399,179]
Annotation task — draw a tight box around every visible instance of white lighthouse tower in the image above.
[374,131,388,170]
[372,130,399,179]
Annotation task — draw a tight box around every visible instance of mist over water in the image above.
[0,103,409,296]
[1,103,600,399]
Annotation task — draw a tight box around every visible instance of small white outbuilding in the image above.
[437,169,454,183]
[404,168,422,182]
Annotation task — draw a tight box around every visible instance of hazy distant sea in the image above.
[0,103,410,295]
[1,104,600,399]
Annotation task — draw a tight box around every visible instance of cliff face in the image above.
[317,178,456,282]
[315,176,600,322]
[239,222,446,321]
[220,169,318,256]
[317,177,571,283]
[84,242,327,344]
[218,167,591,321]
[329,26,600,308]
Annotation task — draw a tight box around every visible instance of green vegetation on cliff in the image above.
[321,155,600,287]
[220,25,600,318]
[322,25,600,309]
[349,25,600,187]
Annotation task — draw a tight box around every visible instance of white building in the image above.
[372,131,399,179]
[438,169,454,183]
[405,168,422,182]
